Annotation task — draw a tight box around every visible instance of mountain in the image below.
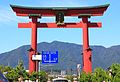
[0,41,120,71]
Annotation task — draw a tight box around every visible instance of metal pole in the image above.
[39,61,41,72]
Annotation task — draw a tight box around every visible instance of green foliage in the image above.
[113,72,120,82]
[29,72,37,81]
[0,65,4,72]
[1,62,120,81]
[16,60,24,71]
[110,63,120,77]
[92,68,110,82]
[3,66,13,72]
[79,72,92,82]
[39,71,47,82]
[4,60,25,81]
[5,68,19,81]
[79,68,111,82]
[109,63,120,82]
[0,65,48,81]
[66,75,73,81]
[0,60,48,81]
[0,65,13,73]
[29,71,47,81]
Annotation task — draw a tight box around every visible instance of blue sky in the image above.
[0,0,120,53]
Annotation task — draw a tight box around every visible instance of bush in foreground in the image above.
[79,63,120,82]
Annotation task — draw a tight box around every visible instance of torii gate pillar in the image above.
[29,17,37,73]
[81,16,92,73]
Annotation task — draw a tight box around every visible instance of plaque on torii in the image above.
[10,4,109,73]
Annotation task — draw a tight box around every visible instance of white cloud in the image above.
[0,0,87,27]
[0,7,31,27]
[0,8,18,22]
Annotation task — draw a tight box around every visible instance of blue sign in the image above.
[42,51,58,64]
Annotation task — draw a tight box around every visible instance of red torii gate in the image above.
[10,4,109,73]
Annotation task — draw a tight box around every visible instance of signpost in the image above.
[32,55,42,61]
[42,51,58,64]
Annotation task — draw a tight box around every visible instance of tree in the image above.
[0,65,4,72]
[22,70,29,80]
[92,68,110,82]
[3,66,13,72]
[109,63,120,77]
[38,71,47,82]
[16,60,24,71]
[113,72,120,82]
[28,71,48,82]
[5,60,25,81]
[109,63,120,82]
[0,60,48,81]
[29,72,37,81]
[5,68,19,81]
[66,75,73,81]
[79,72,92,82]
[79,68,111,82]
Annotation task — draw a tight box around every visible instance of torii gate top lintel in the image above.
[10,4,109,17]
